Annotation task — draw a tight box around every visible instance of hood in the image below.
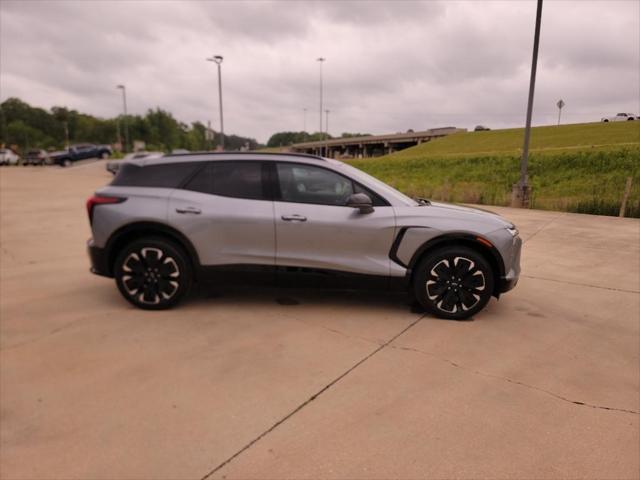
[394,201,513,235]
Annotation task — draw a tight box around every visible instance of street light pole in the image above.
[207,55,225,151]
[325,109,330,137]
[325,109,330,157]
[513,0,543,208]
[116,85,129,153]
[317,57,325,155]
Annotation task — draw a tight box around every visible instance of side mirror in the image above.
[346,193,374,214]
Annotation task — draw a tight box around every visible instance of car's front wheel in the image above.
[413,246,494,320]
[114,237,192,310]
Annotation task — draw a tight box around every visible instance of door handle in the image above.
[281,214,307,222]
[176,206,201,214]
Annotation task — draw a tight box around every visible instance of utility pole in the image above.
[303,108,307,133]
[116,85,129,153]
[207,55,225,150]
[512,0,543,208]
[317,57,325,155]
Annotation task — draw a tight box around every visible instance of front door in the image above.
[273,162,396,278]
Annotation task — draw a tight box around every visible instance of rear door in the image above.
[168,161,275,267]
[272,162,396,277]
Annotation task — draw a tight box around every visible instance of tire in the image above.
[603,119,609,122]
[101,152,109,159]
[114,237,192,310]
[63,159,72,167]
[413,246,494,320]
[628,117,635,121]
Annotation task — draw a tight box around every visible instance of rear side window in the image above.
[183,161,267,200]
[111,162,200,188]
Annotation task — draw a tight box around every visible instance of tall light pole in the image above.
[325,109,330,158]
[303,108,307,133]
[513,0,543,208]
[116,85,129,153]
[207,55,225,151]
[317,57,325,155]
[325,109,330,137]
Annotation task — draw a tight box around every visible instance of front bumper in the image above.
[497,234,522,294]
[87,238,111,277]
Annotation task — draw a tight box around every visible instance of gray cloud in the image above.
[1,0,638,143]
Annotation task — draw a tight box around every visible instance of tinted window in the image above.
[184,161,266,200]
[276,163,388,207]
[111,162,200,188]
[277,163,353,206]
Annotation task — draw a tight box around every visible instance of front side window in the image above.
[276,163,354,206]
[184,161,266,200]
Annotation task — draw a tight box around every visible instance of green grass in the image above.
[386,121,639,159]
[348,122,640,217]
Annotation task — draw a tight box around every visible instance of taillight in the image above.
[86,195,126,224]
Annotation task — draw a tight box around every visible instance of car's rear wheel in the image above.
[114,237,192,310]
[413,246,494,320]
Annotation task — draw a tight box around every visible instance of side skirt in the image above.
[197,265,408,292]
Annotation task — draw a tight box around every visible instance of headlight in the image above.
[506,225,519,237]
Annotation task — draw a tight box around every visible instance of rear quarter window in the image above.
[111,162,201,188]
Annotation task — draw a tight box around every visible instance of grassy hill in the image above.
[349,122,640,217]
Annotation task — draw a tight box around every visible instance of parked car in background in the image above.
[474,125,491,131]
[0,148,21,165]
[50,144,112,167]
[87,152,522,319]
[171,149,190,154]
[106,151,164,174]
[601,113,637,122]
[24,149,50,165]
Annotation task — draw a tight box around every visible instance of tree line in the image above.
[0,97,261,153]
[266,131,371,148]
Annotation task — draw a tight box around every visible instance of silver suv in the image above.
[87,153,521,320]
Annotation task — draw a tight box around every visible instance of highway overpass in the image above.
[288,127,466,158]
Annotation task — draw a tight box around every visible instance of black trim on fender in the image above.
[406,233,505,277]
[388,227,410,268]
[103,222,202,277]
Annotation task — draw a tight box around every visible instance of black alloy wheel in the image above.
[413,246,494,320]
[115,237,192,309]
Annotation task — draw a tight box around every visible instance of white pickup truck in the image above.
[601,113,637,122]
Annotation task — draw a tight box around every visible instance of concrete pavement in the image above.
[1,163,638,479]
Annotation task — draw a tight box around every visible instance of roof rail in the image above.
[164,151,326,161]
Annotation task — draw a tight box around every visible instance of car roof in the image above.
[129,151,327,167]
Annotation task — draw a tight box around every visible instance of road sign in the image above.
[557,99,565,109]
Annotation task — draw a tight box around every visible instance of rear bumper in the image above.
[87,238,111,277]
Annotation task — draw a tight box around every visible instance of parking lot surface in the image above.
[1,163,638,479]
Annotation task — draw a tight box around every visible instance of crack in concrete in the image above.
[522,212,567,244]
[390,344,640,415]
[521,274,640,294]
[200,315,425,479]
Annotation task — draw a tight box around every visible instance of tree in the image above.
[0,97,262,153]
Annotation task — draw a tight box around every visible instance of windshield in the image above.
[328,159,419,206]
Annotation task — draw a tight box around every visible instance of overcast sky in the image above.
[1,0,638,143]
